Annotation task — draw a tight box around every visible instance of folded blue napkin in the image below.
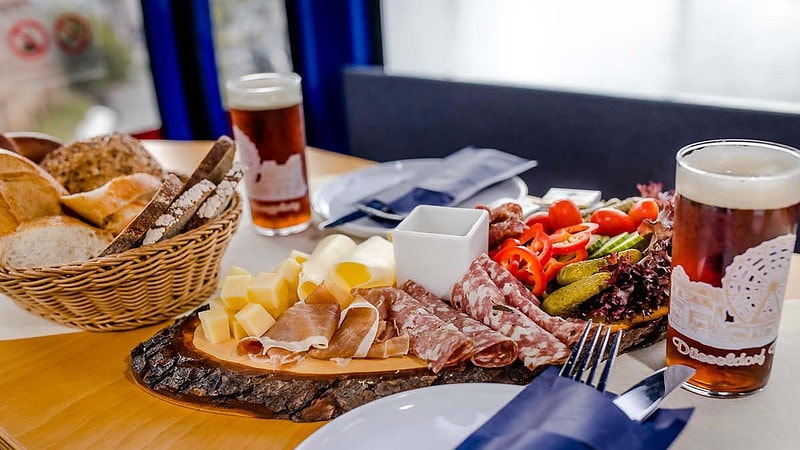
[457,367,693,450]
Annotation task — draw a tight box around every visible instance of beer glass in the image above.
[666,139,800,397]
[226,73,311,236]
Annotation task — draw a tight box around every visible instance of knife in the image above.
[612,364,695,422]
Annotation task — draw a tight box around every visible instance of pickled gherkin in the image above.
[556,249,643,285]
[542,272,612,316]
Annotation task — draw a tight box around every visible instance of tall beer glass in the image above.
[226,73,311,236]
[666,139,800,397]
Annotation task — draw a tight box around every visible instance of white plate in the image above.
[312,159,528,238]
[296,383,522,450]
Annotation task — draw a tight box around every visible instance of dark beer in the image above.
[667,140,800,397]
[226,73,311,236]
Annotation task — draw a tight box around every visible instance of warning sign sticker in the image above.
[54,13,91,55]
[6,18,50,60]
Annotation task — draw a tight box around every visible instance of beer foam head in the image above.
[676,140,800,209]
[225,73,302,111]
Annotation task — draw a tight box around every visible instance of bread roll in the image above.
[39,133,164,193]
[2,131,62,163]
[0,216,112,267]
[60,173,162,229]
[0,149,68,235]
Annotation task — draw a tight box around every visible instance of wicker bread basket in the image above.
[0,194,242,331]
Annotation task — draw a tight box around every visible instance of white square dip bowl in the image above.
[393,205,489,300]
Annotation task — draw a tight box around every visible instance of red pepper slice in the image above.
[518,223,553,264]
[548,222,598,255]
[492,245,547,296]
[542,248,589,283]
[488,237,521,259]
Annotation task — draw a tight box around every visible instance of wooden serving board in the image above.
[131,307,668,422]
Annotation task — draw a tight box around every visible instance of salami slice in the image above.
[479,254,587,346]
[359,287,473,373]
[451,260,570,370]
[402,280,518,368]
[489,219,527,247]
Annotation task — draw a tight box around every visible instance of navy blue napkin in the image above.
[457,367,693,450]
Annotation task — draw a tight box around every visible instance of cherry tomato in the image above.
[524,211,552,234]
[628,198,660,227]
[548,199,582,230]
[589,208,636,236]
[548,223,597,255]
[492,245,547,296]
[517,223,553,264]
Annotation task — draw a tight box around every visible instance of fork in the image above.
[559,320,624,392]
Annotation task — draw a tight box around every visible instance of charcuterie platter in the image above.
[131,186,674,422]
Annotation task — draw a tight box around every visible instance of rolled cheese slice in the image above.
[328,236,396,291]
[297,234,356,300]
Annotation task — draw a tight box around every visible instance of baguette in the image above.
[187,162,246,229]
[0,149,68,235]
[142,180,217,245]
[60,173,162,228]
[183,136,235,192]
[99,173,183,256]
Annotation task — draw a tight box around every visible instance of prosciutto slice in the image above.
[360,287,473,373]
[478,254,587,346]
[309,298,380,360]
[237,302,340,368]
[451,260,570,370]
[367,334,410,358]
[402,280,518,368]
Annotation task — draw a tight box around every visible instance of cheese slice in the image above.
[298,234,356,300]
[273,257,302,304]
[220,273,253,311]
[248,272,290,318]
[289,249,310,264]
[328,236,396,291]
[235,303,276,337]
[199,309,231,344]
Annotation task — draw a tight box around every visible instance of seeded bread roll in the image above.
[39,133,164,194]
[0,216,112,267]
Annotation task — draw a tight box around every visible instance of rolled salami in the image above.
[402,280,517,368]
[451,260,570,370]
[478,254,587,346]
[359,287,473,374]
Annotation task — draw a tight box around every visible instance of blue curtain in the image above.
[285,0,382,153]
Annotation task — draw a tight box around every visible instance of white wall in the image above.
[382,0,800,113]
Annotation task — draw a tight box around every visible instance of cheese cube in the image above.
[230,317,249,340]
[199,309,231,344]
[247,272,289,318]
[227,265,251,277]
[234,303,276,337]
[273,258,302,304]
[208,297,233,314]
[220,274,253,311]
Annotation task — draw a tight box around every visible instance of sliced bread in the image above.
[183,136,235,191]
[142,179,217,245]
[0,149,68,235]
[99,173,184,256]
[0,216,112,268]
[187,162,246,229]
[60,173,162,228]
